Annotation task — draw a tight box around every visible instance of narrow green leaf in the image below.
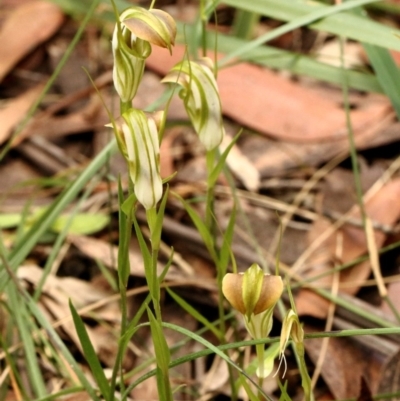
[278,381,291,401]
[232,10,260,40]
[208,131,241,187]
[200,29,382,93]
[147,309,171,373]
[161,322,271,400]
[173,193,217,261]
[118,180,131,288]
[69,300,111,400]
[0,139,117,293]
[166,288,223,339]
[152,187,169,248]
[238,375,259,401]
[147,308,173,401]
[7,287,47,397]
[121,193,137,216]
[131,212,152,266]
[220,0,400,64]
[219,204,236,274]
[19,259,102,401]
[363,44,400,118]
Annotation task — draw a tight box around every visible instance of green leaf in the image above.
[238,375,259,401]
[173,193,217,262]
[121,193,137,216]
[7,287,47,397]
[118,180,132,289]
[51,213,110,235]
[147,308,173,401]
[201,29,382,93]
[278,381,291,401]
[166,288,223,339]
[208,131,241,187]
[0,214,21,229]
[69,300,111,400]
[152,186,169,248]
[219,205,236,274]
[363,44,400,118]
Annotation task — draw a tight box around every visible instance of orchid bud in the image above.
[112,7,176,102]
[278,309,311,398]
[162,57,225,151]
[114,109,163,210]
[222,264,283,339]
[279,309,304,372]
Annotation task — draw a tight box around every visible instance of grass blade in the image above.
[0,139,117,292]
[363,44,400,117]
[69,300,111,400]
[220,0,400,64]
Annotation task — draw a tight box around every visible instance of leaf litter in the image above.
[1,0,400,400]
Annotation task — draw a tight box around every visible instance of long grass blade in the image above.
[69,301,111,400]
[220,0,400,64]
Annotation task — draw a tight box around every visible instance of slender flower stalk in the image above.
[162,57,225,151]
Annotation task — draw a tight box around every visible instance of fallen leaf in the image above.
[11,96,107,147]
[68,235,179,278]
[146,45,391,143]
[0,83,45,145]
[221,134,260,191]
[304,325,382,400]
[357,377,374,401]
[17,265,119,361]
[297,178,400,317]
[0,1,64,82]
[241,115,397,177]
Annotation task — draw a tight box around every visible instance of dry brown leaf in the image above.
[305,333,378,399]
[297,178,400,317]
[0,83,45,145]
[221,134,260,191]
[0,1,64,82]
[68,235,179,278]
[146,45,391,143]
[17,265,119,359]
[243,115,396,177]
[11,96,107,147]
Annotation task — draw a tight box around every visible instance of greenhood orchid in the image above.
[112,7,176,102]
[162,57,225,151]
[113,109,163,210]
[222,264,283,340]
[222,264,283,379]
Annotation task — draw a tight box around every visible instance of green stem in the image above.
[120,100,131,115]
[256,343,265,385]
[146,207,162,320]
[205,149,216,231]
